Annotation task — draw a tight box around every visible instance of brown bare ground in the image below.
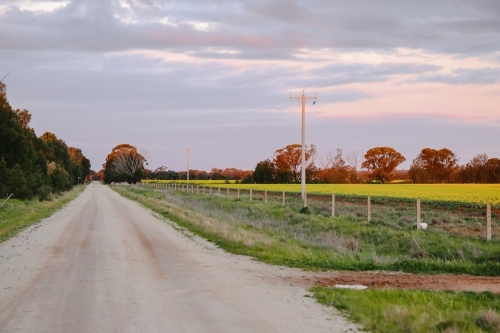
[283,271,500,293]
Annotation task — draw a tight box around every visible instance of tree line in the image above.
[248,144,500,184]
[104,141,499,185]
[146,167,252,182]
[0,83,91,200]
[99,144,253,183]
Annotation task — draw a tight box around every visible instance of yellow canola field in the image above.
[145,181,500,205]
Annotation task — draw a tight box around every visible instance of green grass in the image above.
[115,185,500,276]
[0,185,86,243]
[118,185,500,331]
[312,287,500,333]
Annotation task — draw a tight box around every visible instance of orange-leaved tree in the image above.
[103,144,147,183]
[361,147,406,183]
[273,144,316,183]
[409,148,458,183]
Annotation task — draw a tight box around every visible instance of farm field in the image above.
[143,181,500,206]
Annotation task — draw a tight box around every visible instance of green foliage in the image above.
[0,185,85,243]
[0,84,50,199]
[0,82,89,199]
[253,159,276,183]
[312,287,500,333]
[50,167,72,193]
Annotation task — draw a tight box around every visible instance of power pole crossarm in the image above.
[289,90,317,206]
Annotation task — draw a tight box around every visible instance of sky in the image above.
[1,0,500,172]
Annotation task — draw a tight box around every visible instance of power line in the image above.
[307,39,500,91]
[0,68,14,83]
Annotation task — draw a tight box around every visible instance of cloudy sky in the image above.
[1,0,500,172]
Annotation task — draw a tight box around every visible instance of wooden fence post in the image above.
[218,187,221,196]
[227,188,229,198]
[264,190,267,203]
[367,196,371,222]
[282,191,285,206]
[237,188,240,199]
[417,199,421,230]
[250,189,253,201]
[487,203,492,241]
[332,194,335,217]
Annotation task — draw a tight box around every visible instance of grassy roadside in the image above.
[116,185,500,332]
[114,185,500,276]
[0,185,86,243]
[312,287,500,333]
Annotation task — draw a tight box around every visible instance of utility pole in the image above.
[186,148,190,184]
[290,90,317,206]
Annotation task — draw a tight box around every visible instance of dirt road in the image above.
[0,183,359,333]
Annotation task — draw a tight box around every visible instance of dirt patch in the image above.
[286,271,500,293]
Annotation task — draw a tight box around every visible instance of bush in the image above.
[38,184,53,201]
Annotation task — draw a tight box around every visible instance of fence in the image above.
[142,182,498,241]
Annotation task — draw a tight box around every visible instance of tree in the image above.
[253,159,276,183]
[409,148,459,183]
[103,144,146,183]
[0,82,51,199]
[361,147,406,183]
[485,158,500,183]
[317,149,353,183]
[68,147,91,184]
[273,144,316,183]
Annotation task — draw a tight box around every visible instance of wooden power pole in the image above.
[290,90,317,206]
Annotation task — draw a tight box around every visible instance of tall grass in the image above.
[313,287,500,333]
[0,185,85,243]
[115,186,500,276]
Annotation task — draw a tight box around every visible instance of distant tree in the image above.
[103,144,146,183]
[317,149,352,183]
[485,158,500,183]
[458,153,490,183]
[40,132,74,177]
[345,150,361,183]
[96,169,105,181]
[409,148,459,183]
[361,147,406,183]
[273,144,316,183]
[68,147,91,184]
[253,159,276,184]
[241,174,254,184]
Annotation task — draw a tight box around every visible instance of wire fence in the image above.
[142,182,499,241]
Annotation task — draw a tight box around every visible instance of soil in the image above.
[288,271,500,293]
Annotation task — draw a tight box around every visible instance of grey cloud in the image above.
[1,0,500,55]
[408,67,500,85]
[1,0,500,170]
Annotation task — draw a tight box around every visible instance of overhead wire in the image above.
[304,39,500,91]
[194,39,500,164]
[223,39,499,147]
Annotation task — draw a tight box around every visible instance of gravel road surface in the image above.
[0,183,359,333]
